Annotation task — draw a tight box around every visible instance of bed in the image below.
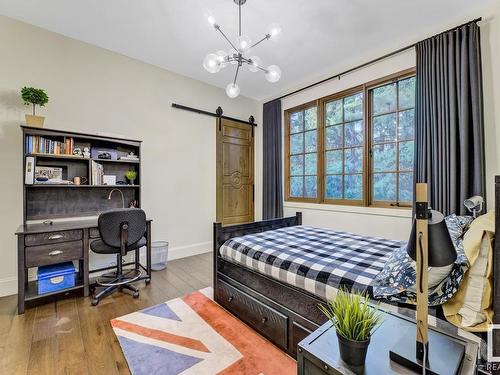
[213,177,500,363]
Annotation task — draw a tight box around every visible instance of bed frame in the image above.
[214,177,500,363]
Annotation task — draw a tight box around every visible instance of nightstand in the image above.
[297,310,478,375]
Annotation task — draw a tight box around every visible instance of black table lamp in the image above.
[389,183,466,375]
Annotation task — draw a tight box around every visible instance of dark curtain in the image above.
[415,22,485,215]
[263,100,283,219]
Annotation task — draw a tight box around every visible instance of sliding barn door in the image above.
[216,118,254,226]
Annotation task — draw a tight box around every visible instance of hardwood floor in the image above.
[0,252,213,375]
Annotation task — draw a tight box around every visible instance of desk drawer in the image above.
[217,279,288,349]
[25,240,83,267]
[25,230,82,246]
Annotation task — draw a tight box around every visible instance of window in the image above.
[324,91,364,203]
[284,69,415,208]
[286,103,319,200]
[369,76,416,206]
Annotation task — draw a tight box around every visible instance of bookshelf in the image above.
[22,125,142,223]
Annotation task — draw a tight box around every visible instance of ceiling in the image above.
[0,0,493,100]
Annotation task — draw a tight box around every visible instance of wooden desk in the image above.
[15,218,152,314]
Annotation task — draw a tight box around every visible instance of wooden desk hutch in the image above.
[15,125,151,314]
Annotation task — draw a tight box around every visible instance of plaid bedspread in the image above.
[219,225,487,360]
[219,225,402,301]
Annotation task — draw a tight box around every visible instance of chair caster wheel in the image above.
[145,278,151,285]
[91,298,99,306]
[133,292,140,299]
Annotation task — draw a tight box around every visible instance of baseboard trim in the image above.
[0,276,17,298]
[167,241,212,261]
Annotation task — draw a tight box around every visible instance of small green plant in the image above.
[125,170,137,182]
[21,87,49,116]
[319,289,382,342]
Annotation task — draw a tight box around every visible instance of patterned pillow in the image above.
[372,214,473,306]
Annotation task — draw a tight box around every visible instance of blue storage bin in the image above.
[37,262,76,294]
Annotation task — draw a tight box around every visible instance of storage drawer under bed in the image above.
[217,278,288,349]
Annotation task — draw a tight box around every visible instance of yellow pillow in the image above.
[443,211,494,331]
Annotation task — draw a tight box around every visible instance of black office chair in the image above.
[90,208,150,306]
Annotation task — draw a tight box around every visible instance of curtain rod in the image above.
[171,103,257,126]
[265,17,482,105]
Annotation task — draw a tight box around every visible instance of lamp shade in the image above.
[406,210,456,267]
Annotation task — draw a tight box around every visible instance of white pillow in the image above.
[458,235,490,326]
[409,262,454,291]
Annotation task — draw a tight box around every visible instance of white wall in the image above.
[0,15,261,296]
[277,2,500,241]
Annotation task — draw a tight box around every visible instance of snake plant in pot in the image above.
[319,289,382,367]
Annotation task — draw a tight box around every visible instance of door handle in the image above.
[48,250,63,256]
[48,234,63,240]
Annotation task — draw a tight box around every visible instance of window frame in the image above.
[284,68,416,208]
[365,69,416,208]
[320,85,366,207]
[284,100,321,203]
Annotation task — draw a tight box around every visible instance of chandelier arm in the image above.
[214,25,238,51]
[233,63,241,85]
[255,65,269,73]
[250,34,271,49]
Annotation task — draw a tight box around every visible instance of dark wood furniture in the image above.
[297,314,478,375]
[15,218,152,314]
[22,125,142,221]
[16,126,150,314]
[214,176,500,367]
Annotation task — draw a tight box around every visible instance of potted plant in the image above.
[21,87,49,127]
[319,289,382,367]
[125,170,137,185]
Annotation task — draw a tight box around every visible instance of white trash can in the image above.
[151,241,169,271]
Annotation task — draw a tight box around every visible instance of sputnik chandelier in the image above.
[203,0,282,98]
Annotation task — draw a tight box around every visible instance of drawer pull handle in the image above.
[48,234,63,240]
[261,317,268,324]
[48,250,63,256]
[228,296,234,302]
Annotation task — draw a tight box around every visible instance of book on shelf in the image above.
[91,160,104,185]
[25,135,76,156]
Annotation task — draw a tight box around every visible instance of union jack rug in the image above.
[111,287,296,374]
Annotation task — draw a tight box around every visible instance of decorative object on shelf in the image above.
[125,170,137,185]
[35,166,63,182]
[119,151,139,161]
[129,199,138,208]
[319,289,382,367]
[91,147,118,160]
[389,183,465,375]
[97,151,111,159]
[73,176,88,186]
[73,147,83,157]
[21,87,49,127]
[83,147,91,159]
[103,175,117,186]
[203,0,282,98]
[25,156,35,185]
